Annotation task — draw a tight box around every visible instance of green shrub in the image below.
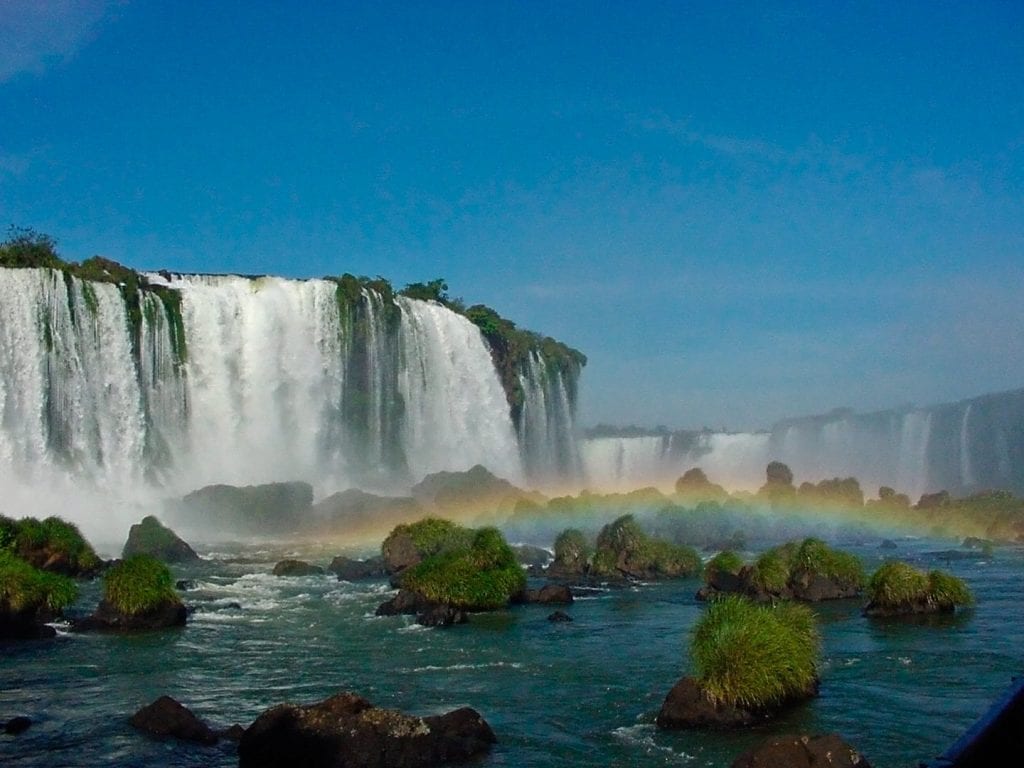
[750,542,796,592]
[0,551,78,613]
[397,517,475,557]
[103,555,179,616]
[791,538,865,589]
[704,550,744,583]
[401,527,525,610]
[691,595,820,709]
[867,561,973,611]
[3,516,101,574]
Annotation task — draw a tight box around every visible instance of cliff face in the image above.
[0,265,584,496]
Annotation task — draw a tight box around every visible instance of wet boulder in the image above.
[730,733,872,767]
[129,695,217,745]
[655,677,756,729]
[122,516,200,563]
[237,690,496,768]
[329,555,387,581]
[272,560,324,577]
[514,584,574,605]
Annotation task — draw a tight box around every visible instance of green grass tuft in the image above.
[750,543,796,592]
[103,555,179,616]
[0,550,78,613]
[791,538,865,589]
[867,561,972,611]
[2,515,101,573]
[553,528,591,566]
[927,570,974,608]
[691,595,820,709]
[396,517,475,557]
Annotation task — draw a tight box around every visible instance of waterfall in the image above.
[0,267,580,537]
[959,403,974,489]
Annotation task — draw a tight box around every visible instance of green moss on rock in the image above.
[590,514,702,580]
[0,550,78,614]
[1,514,101,576]
[865,561,972,615]
[103,555,180,617]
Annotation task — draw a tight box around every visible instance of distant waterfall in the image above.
[580,390,1024,498]
[0,268,581,528]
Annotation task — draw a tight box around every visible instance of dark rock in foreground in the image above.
[129,696,217,745]
[730,733,872,768]
[656,676,818,730]
[0,611,57,640]
[547,610,572,622]
[73,598,187,632]
[329,555,387,581]
[514,584,574,605]
[4,716,32,735]
[122,516,200,563]
[272,559,324,577]
[238,690,496,768]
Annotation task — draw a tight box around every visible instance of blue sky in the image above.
[1,1,1022,430]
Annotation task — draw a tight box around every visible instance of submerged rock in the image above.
[4,716,32,735]
[375,589,466,627]
[122,516,200,563]
[272,560,324,577]
[730,733,872,768]
[547,610,572,622]
[129,696,217,745]
[656,676,819,730]
[237,690,496,768]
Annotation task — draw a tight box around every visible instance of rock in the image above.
[272,559,324,577]
[329,555,387,581]
[375,589,431,617]
[655,677,755,729]
[171,481,314,537]
[122,516,200,563]
[313,490,422,537]
[175,579,198,590]
[416,604,468,627]
[511,544,551,568]
[4,716,32,735]
[73,598,187,632]
[730,733,872,768]
[515,584,574,605]
[0,612,57,640]
[219,724,245,741]
[789,572,861,602]
[237,690,496,768]
[547,610,572,622]
[381,530,423,574]
[879,539,898,549]
[410,464,543,514]
[129,696,217,745]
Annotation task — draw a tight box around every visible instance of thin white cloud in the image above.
[0,0,122,83]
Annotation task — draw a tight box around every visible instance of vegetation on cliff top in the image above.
[400,526,526,610]
[691,595,820,709]
[103,555,180,616]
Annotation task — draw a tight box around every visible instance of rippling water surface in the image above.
[2,537,1022,767]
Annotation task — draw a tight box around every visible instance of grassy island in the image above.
[400,526,525,610]
[692,595,820,710]
[103,555,180,616]
[590,514,701,579]
[0,550,78,615]
[749,538,864,597]
[0,514,101,576]
[865,561,972,616]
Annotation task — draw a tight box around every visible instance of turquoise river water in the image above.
[2,535,1022,767]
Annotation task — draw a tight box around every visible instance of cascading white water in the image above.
[396,296,524,483]
[959,402,974,489]
[579,436,668,489]
[895,410,932,501]
[518,350,581,484]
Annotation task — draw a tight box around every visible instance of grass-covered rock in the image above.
[400,527,526,611]
[122,516,200,563]
[547,528,591,578]
[657,596,820,729]
[381,517,475,574]
[864,561,973,617]
[76,555,186,632]
[590,515,701,580]
[737,538,864,602]
[0,550,78,639]
[0,514,101,576]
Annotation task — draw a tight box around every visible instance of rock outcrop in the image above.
[272,560,324,577]
[129,696,217,745]
[237,691,496,768]
[328,555,387,581]
[122,516,200,563]
[730,733,872,768]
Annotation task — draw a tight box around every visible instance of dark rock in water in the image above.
[170,481,314,536]
[129,696,217,745]
[962,536,993,550]
[73,598,187,632]
[789,571,861,602]
[175,579,198,591]
[122,516,200,563]
[416,604,468,627]
[376,590,467,628]
[4,716,32,735]
[700,563,859,604]
[329,555,387,581]
[272,559,324,577]
[515,584,574,605]
[237,690,496,768]
[0,611,57,640]
[730,733,872,768]
[927,549,976,562]
[879,539,898,549]
[219,724,245,741]
[313,490,422,536]
[411,464,544,515]
[547,610,572,622]
[656,677,755,729]
[381,530,423,574]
